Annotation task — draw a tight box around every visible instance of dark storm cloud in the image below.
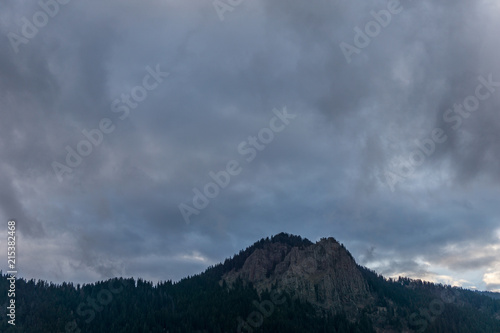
[0,0,499,290]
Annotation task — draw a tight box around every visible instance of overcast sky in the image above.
[1,0,500,292]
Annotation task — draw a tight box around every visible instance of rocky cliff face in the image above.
[221,237,371,316]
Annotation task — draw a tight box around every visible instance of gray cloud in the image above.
[0,0,499,291]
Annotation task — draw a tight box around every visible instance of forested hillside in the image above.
[1,233,499,332]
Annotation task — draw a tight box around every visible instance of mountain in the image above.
[221,237,371,316]
[1,232,500,332]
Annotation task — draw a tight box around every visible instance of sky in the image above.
[0,0,499,292]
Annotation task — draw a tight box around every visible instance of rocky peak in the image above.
[221,234,370,316]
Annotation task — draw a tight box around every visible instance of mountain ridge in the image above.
[220,235,371,317]
[1,232,500,332]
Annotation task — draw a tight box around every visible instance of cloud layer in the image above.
[0,0,499,291]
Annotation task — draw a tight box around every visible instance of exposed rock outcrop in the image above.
[221,237,371,317]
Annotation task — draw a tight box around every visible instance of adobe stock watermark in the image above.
[64,279,129,333]
[409,288,459,333]
[51,64,169,182]
[213,0,245,21]
[178,107,296,224]
[7,0,73,54]
[384,74,500,192]
[340,0,403,64]
[6,220,17,326]
[237,290,286,333]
